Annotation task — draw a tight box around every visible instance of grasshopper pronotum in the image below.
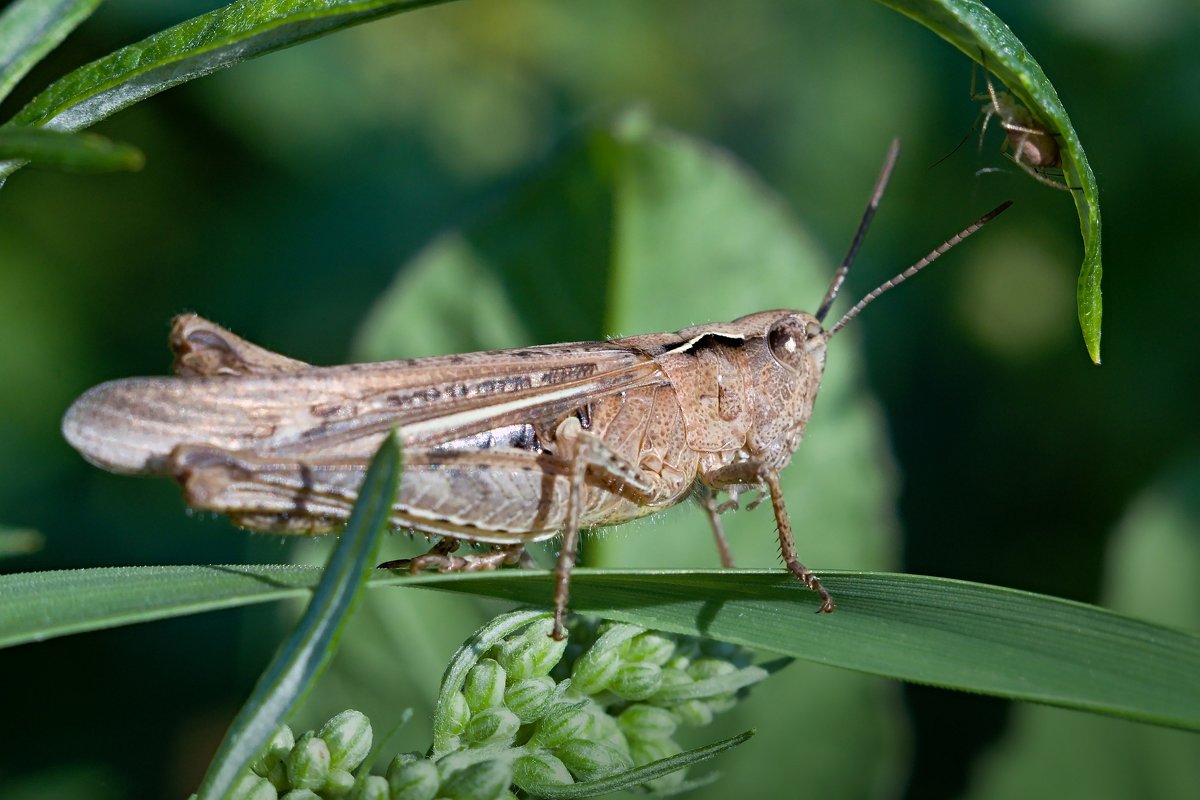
[62,141,1010,639]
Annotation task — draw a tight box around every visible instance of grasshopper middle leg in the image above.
[378,538,528,573]
[551,416,655,640]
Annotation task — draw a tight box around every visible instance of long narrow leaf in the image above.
[2,567,1196,732]
[0,127,143,172]
[873,0,1102,362]
[0,0,451,178]
[0,0,100,103]
[194,432,402,800]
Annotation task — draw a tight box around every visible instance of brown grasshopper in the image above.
[62,141,1009,639]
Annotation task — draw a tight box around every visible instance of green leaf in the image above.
[0,127,143,172]
[3,567,1197,732]
[0,0,100,103]
[874,0,1102,361]
[193,431,402,800]
[0,0,450,179]
[522,730,755,800]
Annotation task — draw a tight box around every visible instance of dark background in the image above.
[2,1,1198,798]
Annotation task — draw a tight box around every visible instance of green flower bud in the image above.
[386,757,439,800]
[687,657,736,681]
[664,654,691,671]
[617,704,678,741]
[253,724,295,777]
[503,676,556,723]
[532,702,592,748]
[230,772,278,800]
[623,632,676,665]
[443,691,471,737]
[628,737,685,792]
[463,658,507,713]
[673,698,714,727]
[587,706,630,752]
[569,643,621,695]
[349,774,389,800]
[554,739,634,782]
[264,761,289,792]
[319,709,373,771]
[439,758,514,800]
[494,618,567,679]
[629,735,683,766]
[286,732,331,791]
[281,791,320,800]
[608,661,663,701]
[513,750,574,790]
[323,768,355,797]
[463,706,521,746]
[653,667,695,700]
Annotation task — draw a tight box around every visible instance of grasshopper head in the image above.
[728,309,831,468]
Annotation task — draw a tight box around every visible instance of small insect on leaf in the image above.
[61,140,1010,640]
[973,60,1071,192]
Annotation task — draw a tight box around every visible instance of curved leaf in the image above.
[2,567,1196,732]
[0,0,100,103]
[194,431,402,800]
[0,0,450,178]
[874,0,1102,362]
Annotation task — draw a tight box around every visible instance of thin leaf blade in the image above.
[0,0,451,178]
[3,567,1196,732]
[194,431,402,800]
[0,127,143,172]
[0,0,101,103]
[875,0,1102,362]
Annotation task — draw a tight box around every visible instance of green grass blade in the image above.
[193,431,401,800]
[0,0,100,103]
[874,0,1103,363]
[0,0,452,179]
[3,567,1196,732]
[0,127,143,172]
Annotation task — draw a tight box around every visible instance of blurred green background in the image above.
[2,1,1199,798]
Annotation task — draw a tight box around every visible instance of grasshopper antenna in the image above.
[815,137,901,323]
[827,200,1013,337]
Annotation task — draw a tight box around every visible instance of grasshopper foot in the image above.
[786,558,836,613]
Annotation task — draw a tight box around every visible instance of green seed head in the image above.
[319,709,373,772]
[386,756,439,800]
[512,750,575,791]
[438,758,515,800]
[503,675,556,723]
[286,732,331,792]
[463,658,508,713]
[463,706,521,746]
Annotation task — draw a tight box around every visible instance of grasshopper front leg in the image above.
[703,461,835,613]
